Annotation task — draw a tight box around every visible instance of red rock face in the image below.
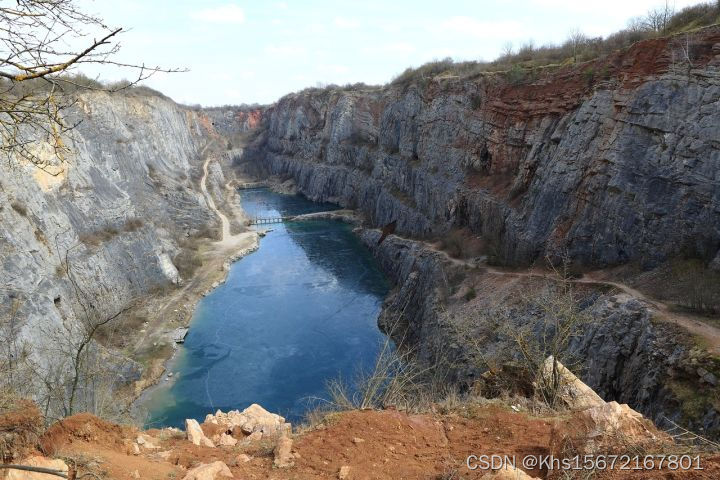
[236,109,263,130]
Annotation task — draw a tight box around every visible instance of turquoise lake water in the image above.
[143,189,390,428]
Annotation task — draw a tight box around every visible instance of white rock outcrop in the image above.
[185,418,215,447]
[480,464,539,479]
[540,356,605,411]
[273,434,294,468]
[545,357,671,454]
[204,403,291,441]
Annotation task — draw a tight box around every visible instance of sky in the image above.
[75,0,700,106]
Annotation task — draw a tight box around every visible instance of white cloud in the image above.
[264,44,307,56]
[361,42,416,56]
[191,4,245,24]
[528,0,695,14]
[437,16,524,39]
[334,17,361,29]
[425,47,455,58]
[320,64,350,74]
[386,42,416,54]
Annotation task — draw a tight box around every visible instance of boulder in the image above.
[539,356,605,411]
[480,465,539,479]
[273,434,294,468]
[575,400,671,453]
[181,461,233,480]
[218,433,237,447]
[203,404,291,441]
[338,465,351,479]
[136,433,160,450]
[185,418,215,447]
[6,456,69,480]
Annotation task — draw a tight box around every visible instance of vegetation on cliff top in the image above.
[391,1,720,85]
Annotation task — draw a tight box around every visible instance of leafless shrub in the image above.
[503,256,593,408]
[78,225,119,247]
[391,3,720,87]
[325,332,442,412]
[438,228,484,259]
[173,249,203,279]
[123,218,144,232]
[10,201,27,216]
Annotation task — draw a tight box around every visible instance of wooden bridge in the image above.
[247,210,345,226]
[237,181,268,190]
[248,216,291,225]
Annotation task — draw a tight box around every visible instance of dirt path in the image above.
[200,153,232,244]
[428,242,720,355]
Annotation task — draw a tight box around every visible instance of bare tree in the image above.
[500,41,514,60]
[639,1,676,32]
[0,0,185,168]
[0,245,135,421]
[0,294,32,399]
[503,256,593,408]
[567,28,587,63]
[51,246,133,417]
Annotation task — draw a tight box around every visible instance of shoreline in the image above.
[126,146,263,416]
[128,180,369,424]
[127,233,261,417]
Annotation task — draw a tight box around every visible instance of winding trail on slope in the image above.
[131,142,258,362]
[201,150,232,244]
[428,242,720,355]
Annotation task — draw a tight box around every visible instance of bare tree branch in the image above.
[0,0,187,167]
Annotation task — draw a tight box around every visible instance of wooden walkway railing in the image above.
[249,216,289,225]
[237,182,268,190]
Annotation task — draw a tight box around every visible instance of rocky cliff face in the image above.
[239,29,720,269]
[358,229,719,436]
[0,90,231,414]
[237,29,720,435]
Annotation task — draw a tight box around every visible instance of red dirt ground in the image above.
[1,405,712,479]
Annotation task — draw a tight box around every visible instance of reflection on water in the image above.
[143,189,389,427]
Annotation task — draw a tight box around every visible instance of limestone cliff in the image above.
[0,90,239,415]
[236,28,720,436]
[239,28,720,269]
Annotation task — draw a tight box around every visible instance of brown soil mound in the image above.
[289,406,555,479]
[40,413,134,456]
[0,398,43,463]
